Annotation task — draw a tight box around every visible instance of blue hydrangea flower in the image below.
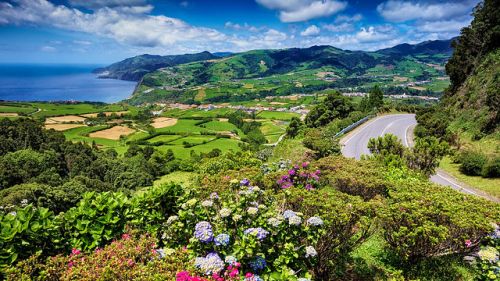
[283,210,296,219]
[194,221,213,243]
[244,227,269,240]
[194,252,225,276]
[249,256,267,272]
[297,278,311,281]
[307,216,324,226]
[214,233,230,246]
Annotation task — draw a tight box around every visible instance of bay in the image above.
[0,64,136,103]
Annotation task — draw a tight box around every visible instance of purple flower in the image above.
[194,221,213,243]
[288,169,296,176]
[240,178,250,186]
[244,227,269,240]
[305,183,313,190]
[195,252,225,275]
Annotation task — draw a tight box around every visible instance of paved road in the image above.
[341,114,416,159]
[339,114,496,200]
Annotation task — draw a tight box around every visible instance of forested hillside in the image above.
[416,0,499,186]
[129,39,453,104]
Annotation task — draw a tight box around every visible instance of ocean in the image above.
[0,64,137,103]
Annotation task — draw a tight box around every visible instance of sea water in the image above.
[0,64,136,103]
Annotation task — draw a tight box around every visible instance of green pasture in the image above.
[256,111,300,120]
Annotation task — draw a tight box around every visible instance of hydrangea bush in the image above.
[276,162,320,190]
[162,178,324,280]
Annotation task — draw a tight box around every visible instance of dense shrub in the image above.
[458,150,488,176]
[380,174,500,262]
[316,156,390,200]
[0,205,61,268]
[282,187,375,279]
[161,180,322,280]
[482,156,500,178]
[5,233,193,281]
[302,128,340,159]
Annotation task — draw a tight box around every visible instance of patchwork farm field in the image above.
[0,101,296,159]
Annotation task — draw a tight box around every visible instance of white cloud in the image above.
[225,21,262,32]
[355,26,395,43]
[323,22,354,32]
[263,29,287,41]
[41,45,56,52]
[73,40,92,45]
[377,0,478,22]
[68,0,147,9]
[300,25,320,36]
[417,19,470,33]
[256,0,347,22]
[334,13,362,23]
[0,0,226,49]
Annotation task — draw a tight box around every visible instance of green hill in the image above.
[127,39,453,104]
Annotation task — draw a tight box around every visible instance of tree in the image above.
[286,117,302,138]
[445,0,500,91]
[305,91,354,128]
[367,134,405,158]
[406,137,449,176]
[368,85,384,109]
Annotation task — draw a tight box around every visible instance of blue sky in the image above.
[0,0,479,64]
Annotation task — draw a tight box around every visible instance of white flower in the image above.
[306,216,324,226]
[267,217,282,227]
[202,200,213,208]
[232,214,242,222]
[166,215,178,225]
[305,246,317,258]
[219,208,232,218]
[247,207,258,216]
[289,215,302,226]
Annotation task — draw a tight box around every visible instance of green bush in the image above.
[380,178,499,262]
[0,205,61,268]
[482,156,500,178]
[62,192,130,251]
[316,156,390,200]
[458,150,487,176]
[5,233,193,281]
[282,187,375,280]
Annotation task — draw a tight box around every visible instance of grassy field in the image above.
[439,156,500,198]
[256,111,300,120]
[1,101,298,159]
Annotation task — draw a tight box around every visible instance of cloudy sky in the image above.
[0,0,479,63]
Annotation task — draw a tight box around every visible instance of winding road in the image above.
[340,114,494,200]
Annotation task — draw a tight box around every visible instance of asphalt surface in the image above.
[339,114,496,200]
[341,114,416,159]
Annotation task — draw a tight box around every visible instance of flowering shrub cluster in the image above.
[162,178,324,280]
[474,226,500,280]
[276,162,321,190]
[5,233,193,281]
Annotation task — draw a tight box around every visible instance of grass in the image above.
[439,156,500,198]
[155,138,241,159]
[31,103,128,118]
[0,102,37,114]
[147,135,183,143]
[268,138,310,163]
[153,171,198,188]
[256,111,300,121]
[201,121,239,132]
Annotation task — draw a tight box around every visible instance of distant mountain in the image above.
[213,52,234,58]
[93,51,217,81]
[101,38,454,104]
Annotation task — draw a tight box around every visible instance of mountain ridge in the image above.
[97,38,455,83]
